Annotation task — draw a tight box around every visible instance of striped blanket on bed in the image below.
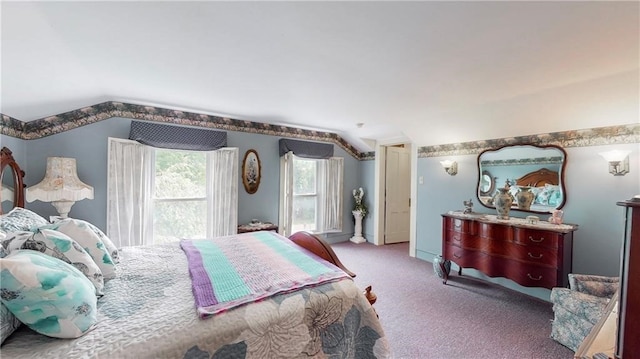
[180,231,350,318]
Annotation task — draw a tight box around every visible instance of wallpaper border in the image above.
[0,101,363,159]
[2,101,638,160]
[417,123,640,158]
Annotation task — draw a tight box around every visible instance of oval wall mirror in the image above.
[0,147,25,214]
[477,144,567,214]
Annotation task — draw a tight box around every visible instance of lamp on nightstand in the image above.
[26,157,94,218]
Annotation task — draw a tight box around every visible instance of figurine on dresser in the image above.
[549,209,564,225]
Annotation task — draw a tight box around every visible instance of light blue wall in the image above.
[415,143,639,299]
[6,118,359,243]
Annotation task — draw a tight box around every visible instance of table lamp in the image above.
[26,157,94,218]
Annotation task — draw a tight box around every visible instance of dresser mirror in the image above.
[0,147,25,214]
[477,144,567,214]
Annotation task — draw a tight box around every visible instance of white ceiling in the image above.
[1,1,638,150]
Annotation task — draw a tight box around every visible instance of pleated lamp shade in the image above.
[26,157,94,218]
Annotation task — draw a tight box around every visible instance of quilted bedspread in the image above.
[1,237,390,358]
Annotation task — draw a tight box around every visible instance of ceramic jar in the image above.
[515,186,535,210]
[433,255,451,279]
[493,187,513,219]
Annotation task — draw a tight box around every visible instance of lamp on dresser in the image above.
[26,157,94,218]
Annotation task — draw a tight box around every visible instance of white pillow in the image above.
[41,219,117,280]
[3,229,104,295]
[0,250,98,339]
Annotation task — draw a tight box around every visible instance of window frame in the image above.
[150,147,212,243]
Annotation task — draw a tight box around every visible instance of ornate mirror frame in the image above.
[1,147,25,214]
[476,144,567,214]
[242,149,261,194]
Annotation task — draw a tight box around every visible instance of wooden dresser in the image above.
[441,212,577,289]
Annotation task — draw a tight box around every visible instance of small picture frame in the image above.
[242,149,261,194]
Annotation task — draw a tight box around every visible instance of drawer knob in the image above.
[527,273,542,281]
[453,253,462,259]
[529,236,544,243]
[528,252,543,259]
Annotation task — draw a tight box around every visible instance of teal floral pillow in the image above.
[0,250,98,338]
[0,207,48,233]
[40,218,117,280]
[51,217,119,264]
[3,229,104,295]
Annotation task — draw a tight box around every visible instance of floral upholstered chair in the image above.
[550,274,619,351]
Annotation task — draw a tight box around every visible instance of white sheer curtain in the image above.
[107,138,154,248]
[108,138,239,246]
[208,148,238,237]
[279,152,343,237]
[321,157,343,232]
[279,151,294,237]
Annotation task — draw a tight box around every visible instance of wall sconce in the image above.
[440,160,458,176]
[599,150,631,176]
[26,157,94,218]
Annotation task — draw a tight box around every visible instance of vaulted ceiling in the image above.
[1,1,638,150]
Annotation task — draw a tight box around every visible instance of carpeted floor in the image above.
[330,241,574,359]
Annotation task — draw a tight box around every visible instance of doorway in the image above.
[383,145,411,244]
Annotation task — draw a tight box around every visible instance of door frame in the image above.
[372,138,417,257]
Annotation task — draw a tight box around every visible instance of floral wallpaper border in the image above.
[481,156,564,167]
[1,101,638,161]
[417,124,639,158]
[0,101,363,159]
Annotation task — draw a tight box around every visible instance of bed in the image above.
[0,147,390,358]
[511,168,563,213]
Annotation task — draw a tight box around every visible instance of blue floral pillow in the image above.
[0,207,48,233]
[51,217,119,264]
[40,218,117,280]
[0,250,97,338]
[3,229,104,295]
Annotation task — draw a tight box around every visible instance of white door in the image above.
[384,146,410,244]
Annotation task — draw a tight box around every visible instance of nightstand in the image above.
[237,222,278,234]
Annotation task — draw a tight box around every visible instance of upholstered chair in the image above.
[550,274,619,351]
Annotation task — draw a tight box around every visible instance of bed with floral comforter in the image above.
[1,235,390,358]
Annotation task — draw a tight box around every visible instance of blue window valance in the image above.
[129,121,227,151]
[278,138,334,159]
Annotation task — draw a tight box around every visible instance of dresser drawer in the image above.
[511,244,558,267]
[514,228,561,249]
[444,230,476,247]
[505,260,559,289]
[477,222,510,241]
[445,217,474,234]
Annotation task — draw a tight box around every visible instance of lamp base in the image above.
[50,200,76,218]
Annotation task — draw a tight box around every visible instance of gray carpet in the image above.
[330,241,574,359]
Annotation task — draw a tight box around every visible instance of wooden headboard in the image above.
[515,168,559,187]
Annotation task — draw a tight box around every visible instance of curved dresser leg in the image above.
[439,260,450,284]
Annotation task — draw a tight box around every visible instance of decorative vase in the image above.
[493,187,513,219]
[350,210,366,244]
[515,186,534,210]
[433,255,451,280]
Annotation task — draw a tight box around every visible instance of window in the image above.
[291,156,320,233]
[107,138,238,247]
[153,148,209,243]
[280,152,343,236]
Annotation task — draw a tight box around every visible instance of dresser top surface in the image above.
[442,211,578,233]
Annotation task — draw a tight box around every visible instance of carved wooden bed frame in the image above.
[515,167,559,187]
